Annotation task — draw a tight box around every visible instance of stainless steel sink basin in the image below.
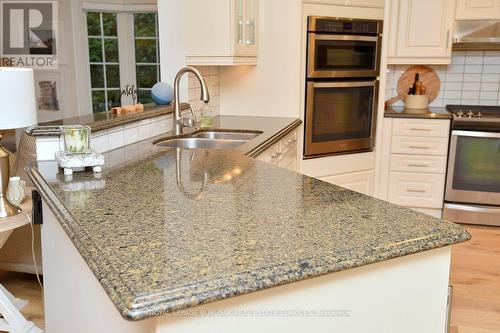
[191,131,261,141]
[155,131,261,150]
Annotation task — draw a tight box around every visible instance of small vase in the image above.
[7,177,26,206]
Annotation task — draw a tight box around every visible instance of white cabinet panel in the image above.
[185,0,258,65]
[392,119,450,138]
[390,154,448,174]
[391,136,449,156]
[319,171,375,195]
[456,0,500,19]
[346,0,385,7]
[388,172,446,208]
[389,0,455,64]
[256,128,298,172]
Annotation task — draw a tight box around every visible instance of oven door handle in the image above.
[312,81,377,89]
[445,203,500,214]
[312,34,379,42]
[452,130,500,139]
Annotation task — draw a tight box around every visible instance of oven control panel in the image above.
[309,17,382,35]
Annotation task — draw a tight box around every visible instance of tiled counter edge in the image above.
[35,114,172,163]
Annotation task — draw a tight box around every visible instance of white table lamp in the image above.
[0,68,37,218]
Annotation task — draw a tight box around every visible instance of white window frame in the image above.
[80,3,158,112]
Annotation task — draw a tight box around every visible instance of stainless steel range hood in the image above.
[453,20,500,50]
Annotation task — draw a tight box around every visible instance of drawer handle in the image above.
[410,128,432,132]
[407,189,427,194]
[409,145,430,149]
[408,163,429,167]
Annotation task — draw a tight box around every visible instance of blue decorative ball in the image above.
[151,82,173,105]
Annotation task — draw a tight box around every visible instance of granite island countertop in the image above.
[28,115,470,321]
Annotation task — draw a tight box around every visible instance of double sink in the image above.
[155,131,262,150]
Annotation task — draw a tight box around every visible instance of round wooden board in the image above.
[397,65,440,103]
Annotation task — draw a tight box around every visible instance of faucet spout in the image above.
[172,67,210,135]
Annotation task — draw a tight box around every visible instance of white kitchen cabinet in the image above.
[256,128,298,172]
[379,117,451,218]
[456,0,500,19]
[388,172,446,209]
[319,171,375,196]
[185,0,258,66]
[388,0,456,64]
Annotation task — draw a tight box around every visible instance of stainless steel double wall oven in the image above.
[304,17,383,158]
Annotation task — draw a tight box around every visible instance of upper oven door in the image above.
[307,33,381,79]
[304,80,378,158]
[446,130,500,206]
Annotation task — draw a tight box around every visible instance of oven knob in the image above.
[467,110,474,118]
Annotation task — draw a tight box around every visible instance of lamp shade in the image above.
[0,67,37,130]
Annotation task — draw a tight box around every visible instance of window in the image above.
[134,13,160,104]
[86,11,160,113]
[87,12,121,113]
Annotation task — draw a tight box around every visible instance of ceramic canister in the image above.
[7,176,26,206]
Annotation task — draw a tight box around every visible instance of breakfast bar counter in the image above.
[27,115,469,333]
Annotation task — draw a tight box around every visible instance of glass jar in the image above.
[200,103,214,128]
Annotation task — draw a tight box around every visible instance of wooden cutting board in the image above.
[386,65,441,106]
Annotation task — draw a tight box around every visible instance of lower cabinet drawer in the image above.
[277,144,298,172]
[391,136,449,156]
[388,172,445,209]
[390,154,448,174]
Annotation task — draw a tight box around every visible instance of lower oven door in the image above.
[304,80,378,157]
[445,130,500,205]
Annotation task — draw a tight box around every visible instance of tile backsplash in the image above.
[386,51,500,108]
[187,66,220,116]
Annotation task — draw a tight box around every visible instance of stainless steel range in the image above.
[443,105,500,227]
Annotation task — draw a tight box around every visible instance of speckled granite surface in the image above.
[26,103,190,136]
[28,118,470,321]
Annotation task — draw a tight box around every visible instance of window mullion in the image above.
[99,13,109,111]
[116,13,136,106]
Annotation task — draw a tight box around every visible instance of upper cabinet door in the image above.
[233,0,258,56]
[185,0,258,65]
[388,0,456,65]
[456,0,500,19]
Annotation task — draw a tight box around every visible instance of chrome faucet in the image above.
[173,67,210,135]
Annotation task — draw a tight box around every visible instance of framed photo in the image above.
[34,70,64,113]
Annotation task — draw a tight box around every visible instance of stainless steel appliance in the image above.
[307,17,383,78]
[443,105,500,227]
[304,17,382,158]
[454,20,500,50]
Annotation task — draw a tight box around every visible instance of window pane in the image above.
[106,65,120,88]
[134,13,156,37]
[107,90,121,109]
[135,39,156,63]
[136,65,157,88]
[137,89,152,104]
[92,90,105,113]
[88,38,102,62]
[87,12,101,36]
[104,39,119,63]
[90,65,104,88]
[102,13,117,36]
